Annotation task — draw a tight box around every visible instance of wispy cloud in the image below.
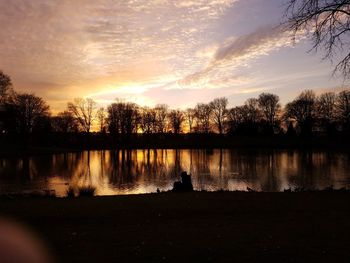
[177,25,299,88]
[214,26,293,63]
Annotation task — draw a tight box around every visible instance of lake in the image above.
[0,149,349,196]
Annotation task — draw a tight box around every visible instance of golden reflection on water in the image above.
[0,149,349,196]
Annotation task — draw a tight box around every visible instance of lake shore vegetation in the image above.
[1,71,350,155]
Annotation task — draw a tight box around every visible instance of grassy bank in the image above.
[0,192,349,262]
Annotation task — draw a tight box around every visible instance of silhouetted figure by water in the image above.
[172,171,193,192]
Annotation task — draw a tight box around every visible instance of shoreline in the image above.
[1,191,349,262]
[1,134,350,157]
[1,187,349,199]
[1,144,350,158]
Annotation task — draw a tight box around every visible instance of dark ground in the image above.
[0,192,349,262]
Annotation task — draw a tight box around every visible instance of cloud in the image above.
[176,25,300,88]
[0,0,237,99]
[0,0,239,112]
[0,0,339,113]
[214,26,292,62]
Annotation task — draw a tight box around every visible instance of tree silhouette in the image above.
[244,98,261,135]
[139,107,156,134]
[227,106,253,134]
[0,70,13,133]
[284,90,316,136]
[336,90,350,132]
[210,97,228,134]
[185,108,196,133]
[51,111,78,133]
[12,93,50,134]
[107,102,123,135]
[68,98,96,134]
[227,100,261,136]
[168,109,184,134]
[195,103,212,133]
[284,0,350,78]
[106,100,139,135]
[1,68,349,142]
[122,102,139,135]
[316,92,336,134]
[227,107,241,134]
[245,98,261,123]
[0,70,13,104]
[154,104,168,133]
[258,93,281,134]
[96,107,106,133]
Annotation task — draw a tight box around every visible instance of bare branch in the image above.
[284,0,350,79]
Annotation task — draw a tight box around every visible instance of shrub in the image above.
[78,186,96,197]
[66,186,75,198]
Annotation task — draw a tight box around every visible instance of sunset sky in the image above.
[0,0,348,113]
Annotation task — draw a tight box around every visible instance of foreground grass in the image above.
[0,192,349,262]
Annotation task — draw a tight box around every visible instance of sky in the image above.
[0,0,348,113]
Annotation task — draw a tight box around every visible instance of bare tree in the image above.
[227,106,243,133]
[284,0,350,78]
[12,93,50,134]
[68,98,96,133]
[195,103,212,133]
[245,98,261,124]
[96,107,106,133]
[227,100,261,135]
[284,90,316,136]
[51,111,79,133]
[316,92,337,133]
[336,90,350,131]
[106,100,139,135]
[122,102,139,135]
[154,104,168,133]
[258,93,281,127]
[139,107,156,134]
[185,108,196,133]
[0,70,13,104]
[209,97,228,134]
[107,101,123,135]
[168,109,184,134]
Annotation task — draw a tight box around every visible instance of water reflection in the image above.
[0,149,349,196]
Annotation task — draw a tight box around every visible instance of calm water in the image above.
[0,149,349,196]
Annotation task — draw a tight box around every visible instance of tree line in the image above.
[1,70,349,138]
